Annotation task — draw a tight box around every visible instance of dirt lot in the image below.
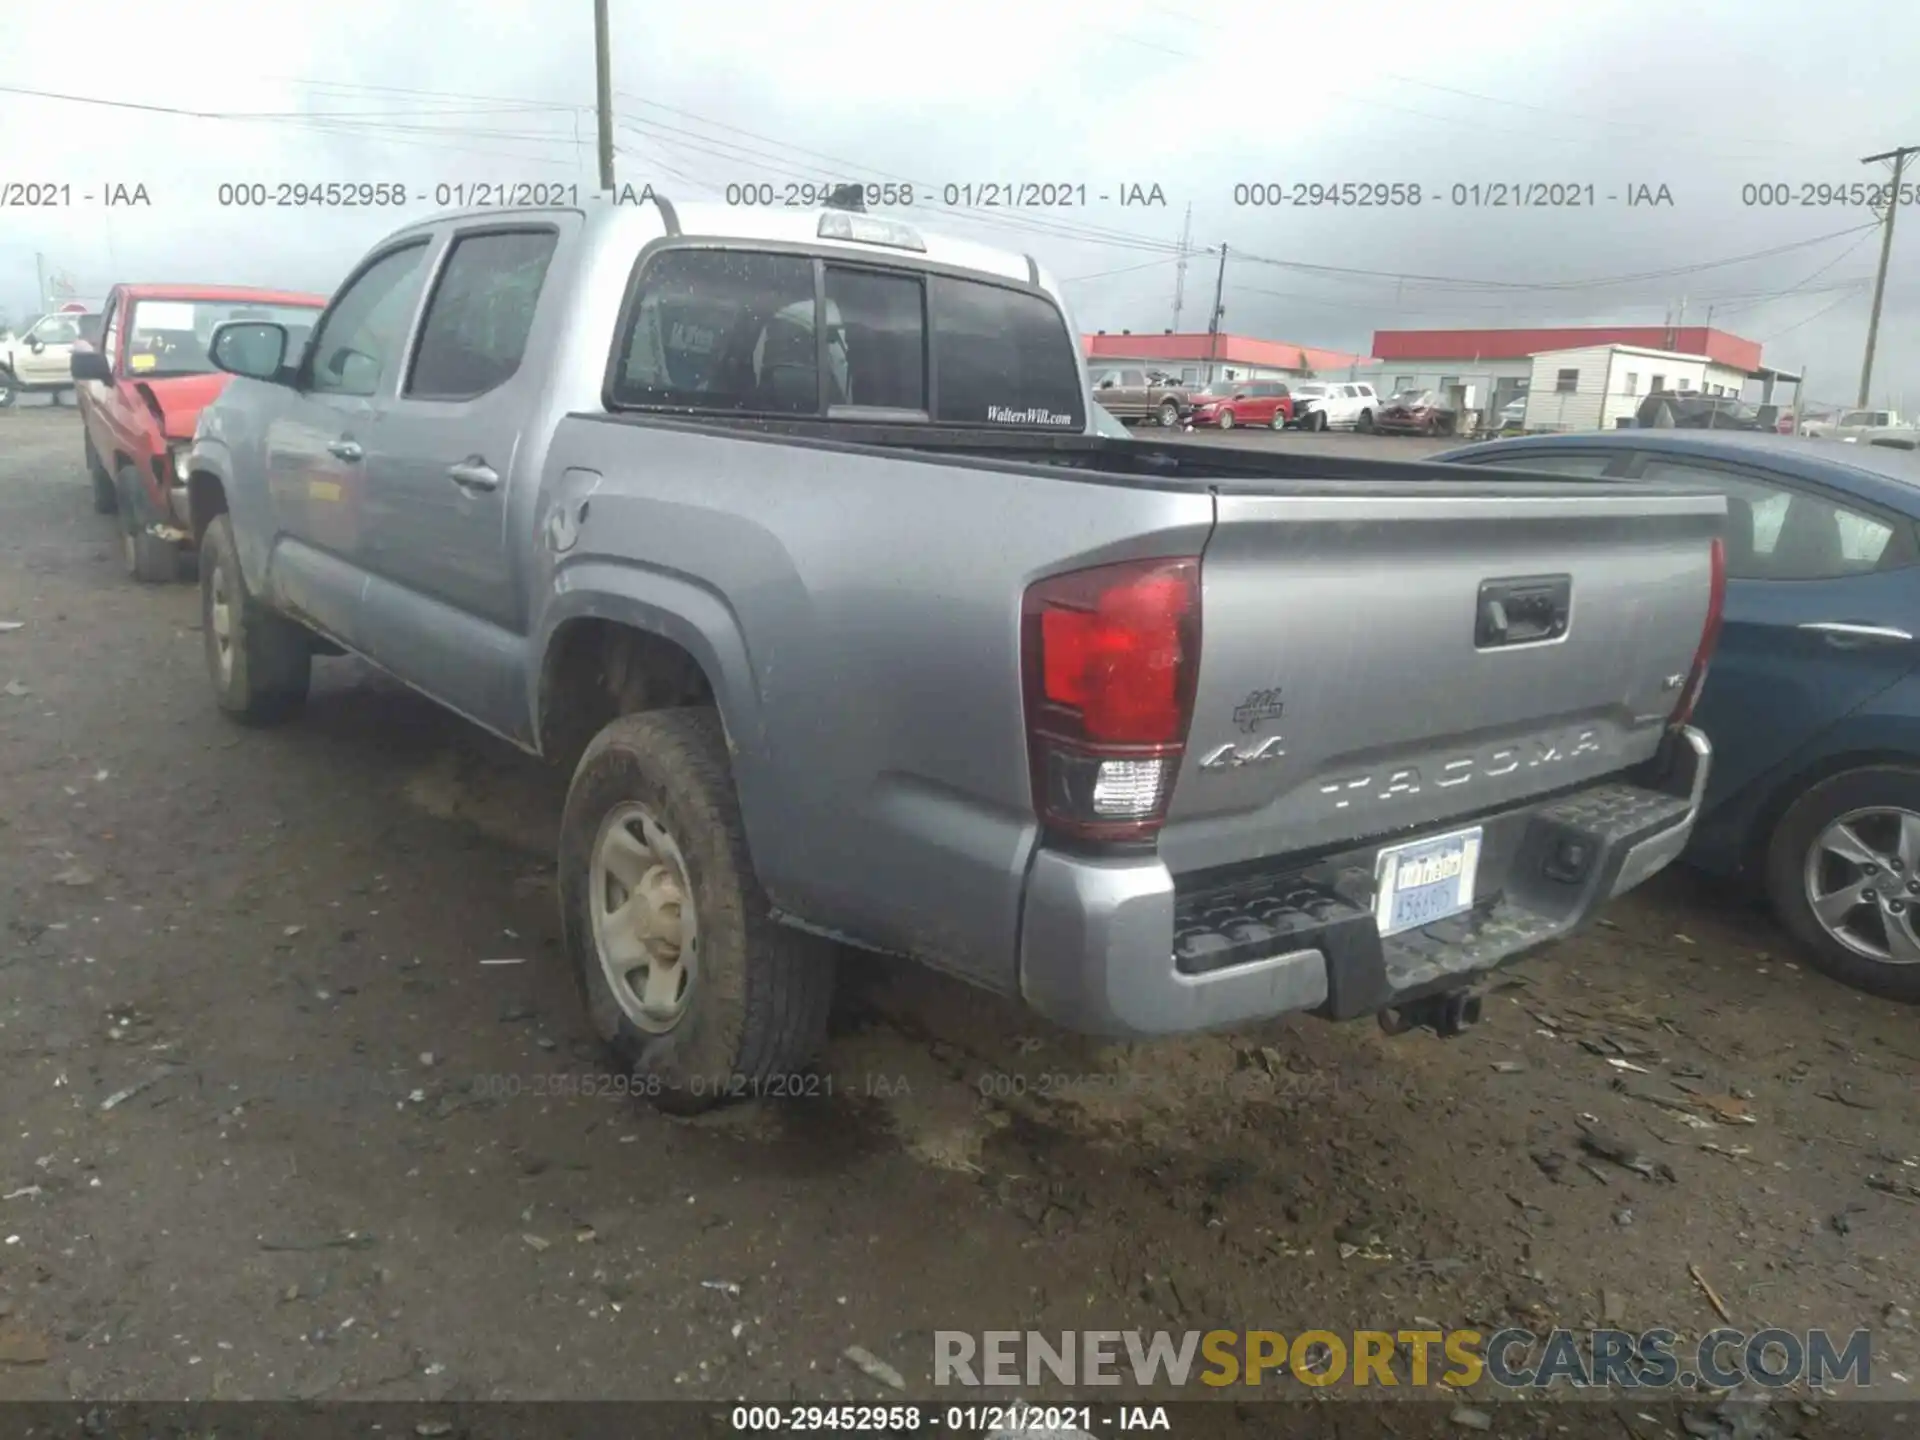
[0,405,1915,1419]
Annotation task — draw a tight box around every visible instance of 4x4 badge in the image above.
[1199,735,1287,771]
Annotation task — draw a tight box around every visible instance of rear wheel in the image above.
[1766,766,1920,1004]
[559,708,838,1113]
[1217,409,1236,430]
[1269,410,1287,431]
[200,513,311,724]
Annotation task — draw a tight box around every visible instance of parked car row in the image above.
[43,193,1734,1109]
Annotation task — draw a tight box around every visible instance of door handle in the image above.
[446,458,499,493]
[1799,621,1914,647]
[326,439,363,462]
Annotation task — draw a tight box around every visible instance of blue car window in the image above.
[1639,459,1895,581]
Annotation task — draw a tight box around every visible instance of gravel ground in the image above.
[0,406,1915,1419]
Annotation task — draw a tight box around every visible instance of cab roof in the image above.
[392,198,1044,288]
[116,283,328,306]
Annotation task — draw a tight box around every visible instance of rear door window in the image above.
[407,228,559,400]
[1635,459,1907,579]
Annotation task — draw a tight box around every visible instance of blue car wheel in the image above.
[1767,765,1920,1004]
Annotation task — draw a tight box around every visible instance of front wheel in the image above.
[1355,409,1374,433]
[1157,400,1179,428]
[559,708,838,1113]
[0,372,15,409]
[1217,409,1236,430]
[200,513,311,724]
[1766,766,1920,1004]
[1310,411,1328,432]
[116,465,179,583]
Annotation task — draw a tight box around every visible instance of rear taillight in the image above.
[1670,535,1726,728]
[1021,556,1201,842]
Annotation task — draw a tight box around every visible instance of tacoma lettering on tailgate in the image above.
[1316,729,1603,811]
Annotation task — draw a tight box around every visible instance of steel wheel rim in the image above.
[1804,805,1920,965]
[590,801,699,1033]
[209,560,234,685]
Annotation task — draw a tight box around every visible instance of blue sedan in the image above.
[1437,429,1920,1004]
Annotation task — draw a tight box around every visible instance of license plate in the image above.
[1373,826,1484,937]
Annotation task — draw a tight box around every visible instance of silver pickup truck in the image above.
[186,195,1725,1111]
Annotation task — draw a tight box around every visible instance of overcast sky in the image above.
[5,0,1919,407]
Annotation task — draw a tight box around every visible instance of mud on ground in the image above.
[0,406,1915,1416]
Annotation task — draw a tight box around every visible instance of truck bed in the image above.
[574,411,1718,497]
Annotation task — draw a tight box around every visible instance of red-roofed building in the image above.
[1083,331,1369,386]
[1371,326,1765,372]
[1358,324,1802,421]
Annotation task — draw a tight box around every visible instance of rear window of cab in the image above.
[608,248,1087,430]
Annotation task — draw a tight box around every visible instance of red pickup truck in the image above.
[72,284,326,582]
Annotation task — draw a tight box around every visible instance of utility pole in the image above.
[1858,144,1918,406]
[594,0,615,193]
[1206,243,1228,385]
[1171,203,1193,332]
[34,252,46,313]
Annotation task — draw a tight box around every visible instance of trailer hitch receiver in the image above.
[1377,989,1483,1039]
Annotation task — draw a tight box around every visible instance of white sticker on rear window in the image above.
[134,301,199,331]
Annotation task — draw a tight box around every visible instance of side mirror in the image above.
[70,349,113,383]
[1098,377,1115,389]
[26,338,44,354]
[209,321,290,382]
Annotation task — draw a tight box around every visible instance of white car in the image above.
[0,311,84,407]
[1804,407,1907,442]
[1285,380,1380,432]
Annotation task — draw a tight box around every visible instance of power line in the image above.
[1761,288,1863,343]
[1063,256,1184,283]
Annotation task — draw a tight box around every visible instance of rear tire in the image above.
[1269,410,1287,431]
[559,708,838,1114]
[200,513,311,725]
[86,434,116,514]
[1765,765,1920,1004]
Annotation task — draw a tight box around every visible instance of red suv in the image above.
[72,284,327,582]
[1188,378,1293,431]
